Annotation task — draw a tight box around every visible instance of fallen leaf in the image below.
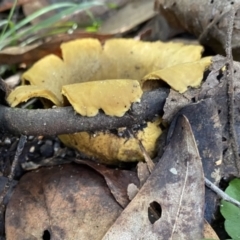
[74,159,139,208]
[102,115,205,239]
[0,0,30,12]
[99,0,156,34]
[167,98,222,223]
[0,32,112,65]
[198,55,240,177]
[155,0,240,60]
[23,0,129,27]
[5,163,123,240]
[163,89,191,122]
[21,157,139,208]
[203,220,220,240]
[137,161,150,187]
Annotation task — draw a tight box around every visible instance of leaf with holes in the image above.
[6,163,134,240]
[102,115,205,239]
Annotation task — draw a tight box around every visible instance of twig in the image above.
[0,88,168,136]
[0,135,27,229]
[8,135,27,181]
[198,10,229,45]
[225,7,240,174]
[0,135,26,204]
[128,129,155,173]
[205,177,240,209]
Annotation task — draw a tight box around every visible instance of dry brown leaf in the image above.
[167,98,222,223]
[0,0,30,12]
[155,0,240,60]
[0,32,112,65]
[5,164,123,240]
[74,159,139,208]
[102,115,205,239]
[100,0,156,34]
[23,0,129,26]
[203,220,220,240]
[137,161,150,187]
[163,89,191,122]
[198,55,240,179]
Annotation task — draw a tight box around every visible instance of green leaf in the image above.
[107,3,118,9]
[85,21,101,32]
[220,178,240,240]
[0,0,17,38]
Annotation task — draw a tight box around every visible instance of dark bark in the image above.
[0,88,168,136]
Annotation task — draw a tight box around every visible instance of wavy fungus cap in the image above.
[7,38,212,163]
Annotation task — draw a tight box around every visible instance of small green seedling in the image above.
[220,178,240,240]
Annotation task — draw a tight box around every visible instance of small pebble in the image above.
[29,146,35,153]
[45,140,53,146]
[4,137,11,145]
[53,142,60,153]
[40,144,53,158]
[66,149,75,157]
[28,136,34,140]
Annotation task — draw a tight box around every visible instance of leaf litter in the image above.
[102,115,205,240]
[2,36,239,238]
[5,163,138,240]
[3,4,240,238]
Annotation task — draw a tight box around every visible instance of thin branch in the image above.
[128,129,155,173]
[8,135,27,180]
[198,10,229,45]
[205,177,240,209]
[0,135,27,230]
[0,88,168,136]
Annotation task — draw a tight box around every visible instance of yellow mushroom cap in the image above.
[6,38,212,163]
[59,118,162,164]
[62,79,142,117]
